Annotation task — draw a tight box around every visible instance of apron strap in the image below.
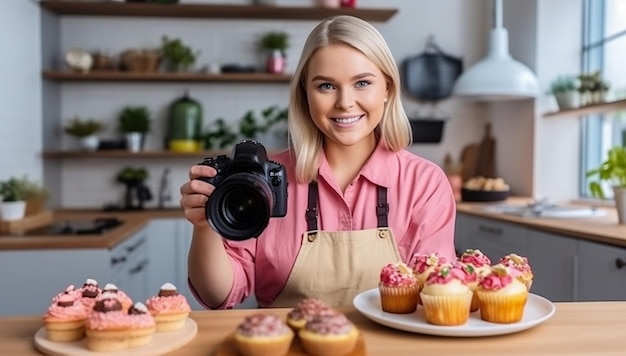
[376,185,389,228]
[305,182,389,230]
[306,181,318,231]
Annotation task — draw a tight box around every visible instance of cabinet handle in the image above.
[126,238,146,253]
[111,256,127,266]
[616,258,625,269]
[129,259,149,275]
[478,225,502,235]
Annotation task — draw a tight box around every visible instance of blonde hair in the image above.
[288,15,411,183]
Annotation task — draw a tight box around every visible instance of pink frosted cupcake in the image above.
[475,264,529,323]
[459,248,492,277]
[146,282,191,332]
[410,253,447,304]
[79,278,102,311]
[127,302,156,348]
[85,296,131,351]
[43,293,89,342]
[378,262,419,314]
[451,260,480,312]
[299,312,359,356]
[102,283,133,312]
[286,298,334,332]
[419,263,473,326]
[499,253,534,290]
[234,313,294,356]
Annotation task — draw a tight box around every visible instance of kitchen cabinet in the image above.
[0,225,149,317]
[526,229,577,302]
[456,214,528,263]
[577,239,626,301]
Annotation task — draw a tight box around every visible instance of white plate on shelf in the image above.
[353,289,555,337]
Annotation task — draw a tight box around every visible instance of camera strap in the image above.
[305,182,389,231]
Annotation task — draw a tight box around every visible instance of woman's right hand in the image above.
[180,164,217,228]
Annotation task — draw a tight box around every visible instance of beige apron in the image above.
[272,182,402,307]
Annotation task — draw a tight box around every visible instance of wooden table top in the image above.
[1,302,625,355]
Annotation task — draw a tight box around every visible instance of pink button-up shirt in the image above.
[191,142,457,309]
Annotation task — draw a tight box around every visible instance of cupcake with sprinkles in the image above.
[419,263,473,326]
[378,261,419,314]
[286,298,334,332]
[145,282,191,332]
[234,313,294,356]
[499,253,534,291]
[410,253,447,304]
[299,312,359,356]
[475,264,529,324]
[43,293,89,342]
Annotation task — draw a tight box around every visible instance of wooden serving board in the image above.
[34,318,197,356]
[215,332,366,356]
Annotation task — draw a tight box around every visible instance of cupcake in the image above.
[410,253,447,304]
[102,283,133,311]
[299,313,359,356]
[79,278,102,311]
[499,253,534,290]
[452,260,480,312]
[145,282,191,332]
[43,293,89,342]
[475,264,529,324]
[419,264,473,326]
[234,313,294,356]
[285,298,333,332]
[127,302,156,348]
[378,262,419,314]
[85,296,131,351]
[459,248,492,277]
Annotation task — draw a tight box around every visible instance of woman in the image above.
[180,15,456,309]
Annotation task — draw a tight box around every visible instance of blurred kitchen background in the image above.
[1,0,624,211]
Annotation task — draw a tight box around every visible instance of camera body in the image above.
[199,140,287,240]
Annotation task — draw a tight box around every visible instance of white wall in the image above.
[9,0,492,208]
[0,0,42,182]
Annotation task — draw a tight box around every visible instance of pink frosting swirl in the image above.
[411,253,446,274]
[451,261,478,284]
[237,313,291,337]
[287,298,333,321]
[43,295,89,322]
[86,310,130,330]
[500,254,533,276]
[459,249,491,267]
[379,262,416,287]
[146,295,191,314]
[478,265,515,291]
[424,264,469,285]
[52,285,82,303]
[304,313,354,336]
[127,303,156,329]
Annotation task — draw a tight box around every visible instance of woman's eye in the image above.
[317,83,334,90]
[355,80,371,88]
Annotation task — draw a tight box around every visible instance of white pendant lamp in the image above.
[452,0,540,101]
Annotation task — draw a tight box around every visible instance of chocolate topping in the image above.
[57,300,75,307]
[158,289,178,297]
[82,289,99,298]
[128,305,146,315]
[93,298,123,313]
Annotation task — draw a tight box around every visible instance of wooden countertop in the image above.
[456,198,626,247]
[0,302,624,355]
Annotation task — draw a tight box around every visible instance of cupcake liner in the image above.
[299,328,359,356]
[44,320,86,342]
[379,283,419,314]
[470,292,480,313]
[85,329,131,352]
[128,326,156,348]
[154,312,189,332]
[234,331,294,356]
[419,292,472,326]
[476,290,528,324]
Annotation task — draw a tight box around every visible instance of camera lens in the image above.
[206,172,273,240]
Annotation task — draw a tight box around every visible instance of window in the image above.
[581,0,626,198]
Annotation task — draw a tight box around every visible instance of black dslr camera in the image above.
[198,140,287,241]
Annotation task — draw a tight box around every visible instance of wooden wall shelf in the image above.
[39,1,398,22]
[42,71,292,83]
[42,150,228,159]
[544,98,626,119]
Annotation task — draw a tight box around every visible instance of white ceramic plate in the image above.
[353,288,555,337]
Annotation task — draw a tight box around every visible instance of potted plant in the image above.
[549,75,579,110]
[238,106,288,148]
[64,117,105,151]
[586,146,626,224]
[259,32,289,74]
[202,119,237,150]
[22,179,50,216]
[161,36,199,72]
[0,176,30,221]
[119,106,151,152]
